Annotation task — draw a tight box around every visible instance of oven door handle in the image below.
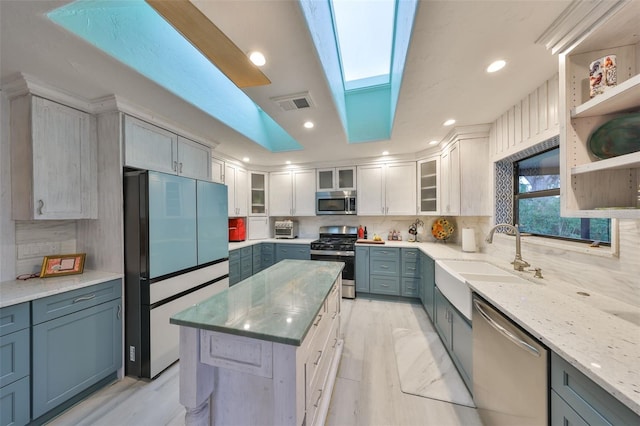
[310,250,355,257]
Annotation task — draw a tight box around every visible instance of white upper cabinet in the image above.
[316,167,356,191]
[211,157,225,184]
[440,133,491,216]
[10,95,97,220]
[123,115,211,180]
[357,162,416,216]
[557,1,640,218]
[226,164,248,217]
[417,156,440,215]
[176,136,211,180]
[269,170,316,216]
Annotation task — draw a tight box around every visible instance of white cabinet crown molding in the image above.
[535,0,629,55]
[1,72,94,113]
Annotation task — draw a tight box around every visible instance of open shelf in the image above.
[572,152,640,175]
[571,74,640,118]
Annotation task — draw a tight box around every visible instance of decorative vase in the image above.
[589,55,616,98]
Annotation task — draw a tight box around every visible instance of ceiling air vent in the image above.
[271,92,314,111]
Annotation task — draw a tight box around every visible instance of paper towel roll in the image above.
[462,228,476,252]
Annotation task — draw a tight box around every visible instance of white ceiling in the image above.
[0,0,571,168]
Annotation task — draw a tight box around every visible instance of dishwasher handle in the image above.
[474,299,540,357]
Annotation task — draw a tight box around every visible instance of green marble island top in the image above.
[170,259,344,346]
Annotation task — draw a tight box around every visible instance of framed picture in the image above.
[39,253,86,278]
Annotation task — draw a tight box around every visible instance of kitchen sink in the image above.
[435,260,516,321]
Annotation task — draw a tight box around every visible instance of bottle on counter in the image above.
[358,225,364,239]
[388,230,393,240]
[364,226,368,239]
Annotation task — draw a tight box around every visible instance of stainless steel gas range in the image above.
[310,225,357,298]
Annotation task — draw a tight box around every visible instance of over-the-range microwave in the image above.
[316,190,357,215]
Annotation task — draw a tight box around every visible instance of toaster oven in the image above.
[274,220,298,239]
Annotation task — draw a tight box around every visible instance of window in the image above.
[515,148,611,244]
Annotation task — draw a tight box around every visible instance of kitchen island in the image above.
[170,259,344,426]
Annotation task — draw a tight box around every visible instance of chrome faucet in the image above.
[485,223,530,271]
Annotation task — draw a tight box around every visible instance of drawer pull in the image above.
[314,389,323,407]
[380,265,389,269]
[408,267,416,271]
[313,314,323,327]
[73,294,96,303]
[381,284,389,287]
[408,286,416,290]
[314,350,323,365]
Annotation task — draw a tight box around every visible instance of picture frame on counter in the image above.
[39,253,86,278]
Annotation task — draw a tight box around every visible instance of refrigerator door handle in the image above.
[474,299,540,357]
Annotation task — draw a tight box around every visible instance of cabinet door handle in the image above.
[313,314,323,327]
[73,294,96,303]
[314,389,323,408]
[381,207,384,214]
[332,338,338,349]
[37,199,44,215]
[173,161,178,172]
[117,304,122,320]
[314,350,323,365]
[332,311,338,320]
[179,162,183,174]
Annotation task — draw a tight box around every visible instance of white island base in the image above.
[176,275,343,426]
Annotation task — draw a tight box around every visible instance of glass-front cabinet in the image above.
[418,157,439,214]
[250,172,268,216]
[317,167,356,191]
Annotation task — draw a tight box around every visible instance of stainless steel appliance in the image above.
[123,170,230,378]
[274,220,298,239]
[316,190,357,215]
[310,225,357,298]
[472,294,549,425]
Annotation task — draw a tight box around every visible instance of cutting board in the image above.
[356,239,385,244]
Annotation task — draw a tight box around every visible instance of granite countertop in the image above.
[170,259,344,346]
[229,238,316,250]
[0,270,123,308]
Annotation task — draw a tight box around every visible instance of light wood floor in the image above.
[48,298,481,426]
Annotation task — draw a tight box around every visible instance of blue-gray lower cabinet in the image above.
[261,243,275,268]
[420,253,436,320]
[31,280,122,421]
[369,247,400,296]
[0,302,30,426]
[551,352,639,426]
[355,246,370,293]
[229,249,241,286]
[239,246,253,281]
[400,248,420,297]
[434,287,472,392]
[275,244,310,262]
[252,244,263,274]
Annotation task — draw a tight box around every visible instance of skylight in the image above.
[47,0,302,153]
[331,0,395,90]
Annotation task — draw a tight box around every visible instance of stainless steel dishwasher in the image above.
[472,294,549,426]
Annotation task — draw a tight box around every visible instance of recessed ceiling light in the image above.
[248,51,266,67]
[286,160,291,165]
[303,121,314,129]
[429,140,439,145]
[382,151,389,156]
[242,157,250,162]
[443,119,456,126]
[487,59,506,73]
